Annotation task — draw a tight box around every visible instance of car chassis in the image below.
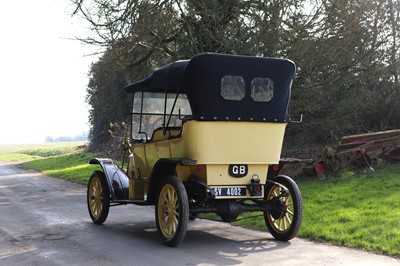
[87,53,303,246]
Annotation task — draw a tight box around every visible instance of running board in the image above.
[110,199,149,206]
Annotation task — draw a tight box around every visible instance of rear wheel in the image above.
[155,175,189,247]
[87,171,110,224]
[264,175,303,241]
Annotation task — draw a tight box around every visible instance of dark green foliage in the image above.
[86,51,132,153]
[73,0,400,153]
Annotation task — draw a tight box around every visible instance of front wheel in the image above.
[155,175,189,247]
[264,175,303,241]
[87,171,110,224]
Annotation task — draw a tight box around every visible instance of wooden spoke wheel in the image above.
[155,175,189,247]
[264,175,303,241]
[87,171,110,225]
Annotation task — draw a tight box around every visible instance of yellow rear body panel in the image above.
[129,120,287,200]
[180,121,286,164]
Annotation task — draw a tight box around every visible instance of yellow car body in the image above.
[129,121,286,200]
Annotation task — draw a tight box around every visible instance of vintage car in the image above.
[87,53,303,247]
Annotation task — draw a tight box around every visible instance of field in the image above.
[1,143,399,257]
[0,142,87,163]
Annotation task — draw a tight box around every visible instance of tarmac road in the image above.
[0,163,399,266]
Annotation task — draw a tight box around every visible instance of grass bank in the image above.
[0,142,87,163]
[0,143,102,184]
[1,144,399,257]
[22,151,102,184]
[299,166,400,256]
[233,165,400,257]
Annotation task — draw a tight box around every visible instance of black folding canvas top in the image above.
[125,53,295,122]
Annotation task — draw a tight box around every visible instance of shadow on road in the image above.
[85,217,290,265]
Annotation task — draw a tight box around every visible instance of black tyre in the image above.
[155,175,189,247]
[264,175,303,241]
[87,171,110,224]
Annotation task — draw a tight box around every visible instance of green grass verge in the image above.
[0,152,41,163]
[298,166,400,257]
[0,142,87,163]
[0,143,102,184]
[0,142,87,154]
[2,144,400,257]
[232,165,400,257]
[22,151,102,184]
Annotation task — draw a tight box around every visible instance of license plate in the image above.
[212,187,246,197]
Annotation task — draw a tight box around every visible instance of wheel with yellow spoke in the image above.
[87,171,110,224]
[264,175,303,241]
[155,175,189,247]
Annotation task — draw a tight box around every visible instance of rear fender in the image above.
[89,158,129,201]
[147,158,196,204]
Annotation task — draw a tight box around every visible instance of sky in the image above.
[0,0,98,144]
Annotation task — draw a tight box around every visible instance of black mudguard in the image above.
[89,158,129,201]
